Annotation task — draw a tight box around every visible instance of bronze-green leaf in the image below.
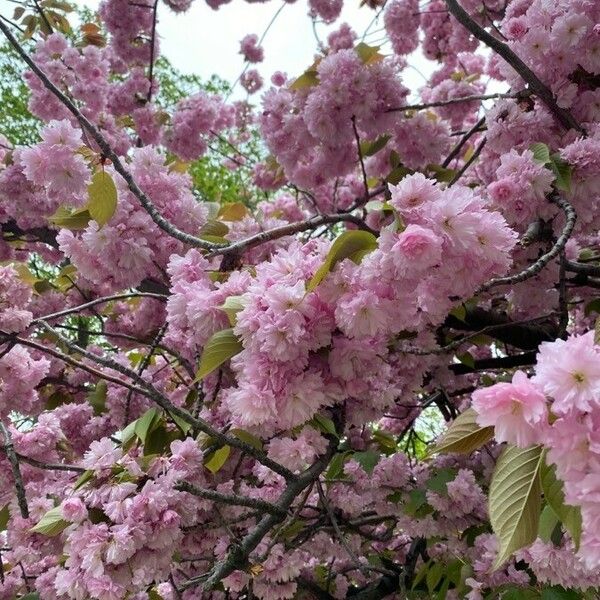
[87,171,118,228]
[308,230,378,291]
[431,408,493,455]
[30,506,70,536]
[205,445,231,473]
[540,459,582,549]
[489,444,544,569]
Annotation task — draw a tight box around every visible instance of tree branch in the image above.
[176,481,287,517]
[0,421,29,518]
[208,213,377,259]
[0,20,221,251]
[480,194,576,290]
[444,0,583,133]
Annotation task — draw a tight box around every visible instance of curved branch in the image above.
[480,194,576,290]
[209,213,377,258]
[32,292,167,325]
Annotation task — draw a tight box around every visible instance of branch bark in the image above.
[444,0,584,134]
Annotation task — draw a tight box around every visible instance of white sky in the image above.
[0,0,436,99]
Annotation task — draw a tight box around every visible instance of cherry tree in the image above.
[0,0,599,598]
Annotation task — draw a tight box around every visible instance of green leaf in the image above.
[0,505,9,531]
[427,163,457,183]
[134,407,160,445]
[502,588,542,600]
[205,445,231,473]
[456,351,475,369]
[144,423,178,456]
[30,505,70,536]
[219,295,245,326]
[86,170,117,228]
[530,142,551,164]
[538,504,560,543]
[325,452,348,481]
[309,414,338,437]
[168,410,192,435]
[229,428,263,450]
[426,562,444,594]
[449,304,467,322]
[73,469,94,491]
[308,230,378,291]
[431,408,493,455]
[120,419,138,449]
[352,450,380,474]
[87,380,107,416]
[385,164,412,185]
[355,42,384,64]
[584,298,600,317]
[195,328,243,381]
[489,444,544,569]
[200,219,229,237]
[360,134,391,157]
[549,154,572,193]
[372,429,397,453]
[289,68,319,90]
[20,594,41,600]
[48,206,92,230]
[540,460,582,549]
[426,468,458,496]
[403,488,430,517]
[541,586,581,600]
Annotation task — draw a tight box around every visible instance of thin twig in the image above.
[448,137,486,186]
[32,292,167,325]
[480,194,577,290]
[388,92,515,113]
[0,421,29,518]
[351,116,369,198]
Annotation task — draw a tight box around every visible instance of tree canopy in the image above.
[0,0,599,599]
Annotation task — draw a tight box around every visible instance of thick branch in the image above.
[190,424,342,592]
[208,213,377,259]
[444,0,583,133]
[444,307,558,351]
[448,351,537,375]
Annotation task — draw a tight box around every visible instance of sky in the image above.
[0,0,437,100]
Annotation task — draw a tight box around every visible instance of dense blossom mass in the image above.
[0,0,599,599]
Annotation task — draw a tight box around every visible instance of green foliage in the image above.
[308,230,378,291]
[431,407,493,455]
[489,445,544,569]
[0,41,41,145]
[195,328,243,381]
[540,459,582,549]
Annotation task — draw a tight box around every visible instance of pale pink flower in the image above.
[472,370,548,447]
[534,331,600,414]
